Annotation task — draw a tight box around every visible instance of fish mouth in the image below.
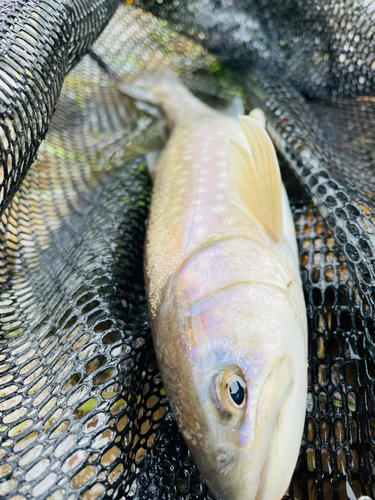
[253,359,294,500]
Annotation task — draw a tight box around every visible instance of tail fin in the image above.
[114,63,181,106]
[89,51,180,106]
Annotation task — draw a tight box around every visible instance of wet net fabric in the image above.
[0,1,375,500]
[0,0,121,215]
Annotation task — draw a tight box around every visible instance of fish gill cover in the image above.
[0,1,374,499]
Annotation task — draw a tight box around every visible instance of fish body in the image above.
[121,69,307,500]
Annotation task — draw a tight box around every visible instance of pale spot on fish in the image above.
[213,206,226,214]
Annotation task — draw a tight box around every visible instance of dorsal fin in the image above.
[220,96,245,119]
[249,107,266,128]
[228,116,283,242]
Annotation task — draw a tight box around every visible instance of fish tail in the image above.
[89,50,182,107]
[113,62,182,107]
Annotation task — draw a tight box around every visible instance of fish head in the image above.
[155,281,307,500]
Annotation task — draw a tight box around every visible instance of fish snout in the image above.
[199,358,303,500]
[229,359,292,453]
[249,357,294,447]
[243,358,295,500]
[253,358,306,500]
[263,357,294,409]
[210,359,296,500]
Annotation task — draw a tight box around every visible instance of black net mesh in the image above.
[0,0,121,215]
[1,1,375,499]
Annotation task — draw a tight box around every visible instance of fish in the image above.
[115,65,308,500]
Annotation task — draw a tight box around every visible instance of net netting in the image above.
[0,1,375,499]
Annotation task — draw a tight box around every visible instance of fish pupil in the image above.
[229,381,245,406]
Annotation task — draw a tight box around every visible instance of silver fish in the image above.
[117,66,307,500]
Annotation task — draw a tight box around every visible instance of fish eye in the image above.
[212,370,247,417]
[229,379,245,406]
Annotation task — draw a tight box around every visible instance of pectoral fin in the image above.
[229,116,283,242]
